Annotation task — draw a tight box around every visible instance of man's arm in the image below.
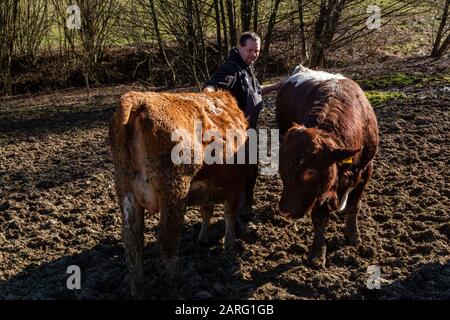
[261,79,286,96]
[204,61,239,91]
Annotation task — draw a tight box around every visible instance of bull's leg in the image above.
[224,195,240,251]
[308,206,330,269]
[121,192,145,298]
[343,162,373,245]
[198,203,214,246]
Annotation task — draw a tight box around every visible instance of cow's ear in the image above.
[330,147,361,164]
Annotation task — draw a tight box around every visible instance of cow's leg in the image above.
[224,194,240,251]
[198,203,214,246]
[159,197,186,278]
[158,173,191,279]
[308,206,330,269]
[121,192,145,298]
[343,162,373,245]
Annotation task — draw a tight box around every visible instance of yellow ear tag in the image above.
[341,157,353,164]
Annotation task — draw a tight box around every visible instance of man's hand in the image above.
[203,86,215,93]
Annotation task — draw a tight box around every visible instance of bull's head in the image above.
[278,124,360,219]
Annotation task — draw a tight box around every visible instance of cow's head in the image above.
[278,124,360,219]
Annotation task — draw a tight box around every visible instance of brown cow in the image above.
[276,66,379,268]
[109,90,248,297]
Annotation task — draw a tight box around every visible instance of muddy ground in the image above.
[0,58,449,300]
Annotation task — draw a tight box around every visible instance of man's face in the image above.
[238,39,260,65]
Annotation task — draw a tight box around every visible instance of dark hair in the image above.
[239,31,260,46]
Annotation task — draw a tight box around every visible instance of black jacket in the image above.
[204,48,263,128]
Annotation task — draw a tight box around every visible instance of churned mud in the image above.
[0,59,449,299]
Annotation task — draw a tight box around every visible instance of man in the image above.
[204,31,283,236]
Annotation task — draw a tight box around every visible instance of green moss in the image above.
[365,90,408,107]
[358,74,418,90]
[358,73,450,90]
[426,74,450,84]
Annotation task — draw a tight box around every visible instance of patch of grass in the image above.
[358,73,450,90]
[358,74,420,90]
[365,90,408,107]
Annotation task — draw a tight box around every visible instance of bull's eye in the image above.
[302,168,317,181]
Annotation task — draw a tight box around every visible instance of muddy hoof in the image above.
[163,258,182,281]
[130,282,145,300]
[130,291,145,300]
[222,238,244,256]
[237,206,254,222]
[235,220,257,242]
[307,248,326,269]
[198,238,213,248]
[224,236,236,251]
[344,230,360,246]
[308,256,326,269]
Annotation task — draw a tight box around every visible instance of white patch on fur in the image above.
[198,95,224,115]
[287,65,346,87]
[338,186,354,212]
[132,173,159,212]
[212,98,226,115]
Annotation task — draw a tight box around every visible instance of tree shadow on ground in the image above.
[371,260,450,299]
[2,210,448,300]
[0,221,244,300]
[0,98,116,141]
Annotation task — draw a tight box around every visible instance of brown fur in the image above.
[276,77,379,268]
[109,90,248,297]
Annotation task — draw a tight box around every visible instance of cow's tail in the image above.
[119,91,147,125]
[110,91,149,158]
[108,92,147,201]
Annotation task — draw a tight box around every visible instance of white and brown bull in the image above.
[109,91,248,297]
[276,66,379,268]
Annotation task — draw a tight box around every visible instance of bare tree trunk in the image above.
[298,0,308,63]
[16,0,52,65]
[51,0,119,83]
[241,0,251,31]
[309,0,329,68]
[213,0,223,62]
[309,0,347,68]
[84,73,90,102]
[260,0,282,81]
[185,0,201,89]
[1,0,19,94]
[219,0,229,53]
[431,0,450,58]
[149,0,176,84]
[253,0,258,32]
[186,0,196,58]
[437,33,450,57]
[194,0,209,79]
[226,0,237,46]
